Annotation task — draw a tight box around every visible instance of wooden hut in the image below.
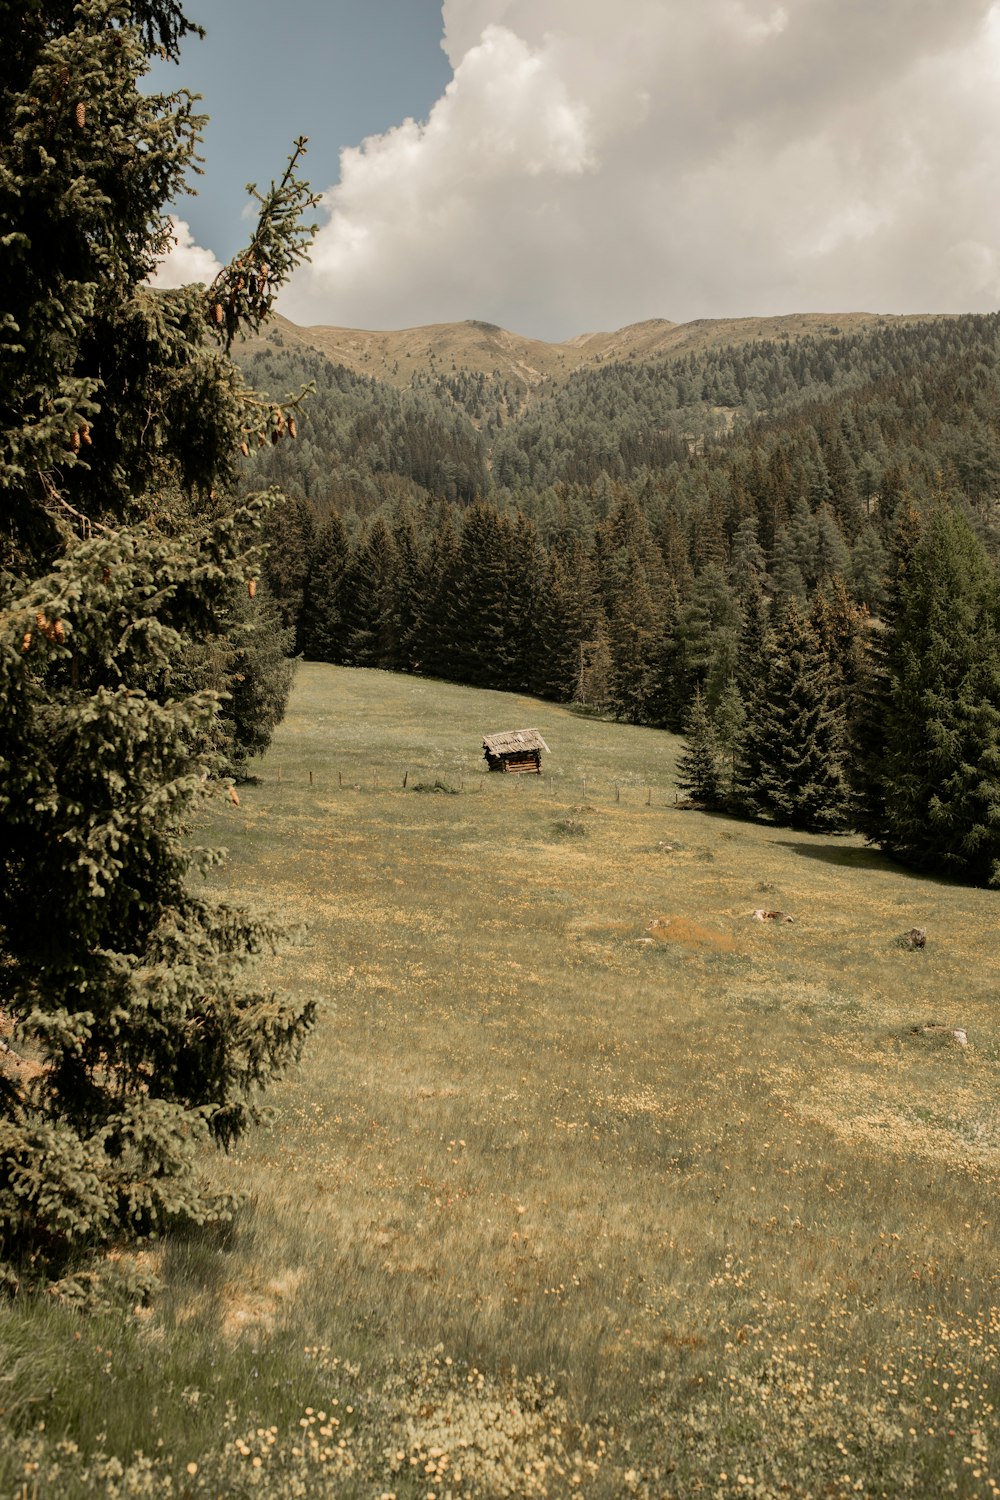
[482,728,549,775]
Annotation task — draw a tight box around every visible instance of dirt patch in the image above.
[644,916,739,953]
[220,1267,308,1338]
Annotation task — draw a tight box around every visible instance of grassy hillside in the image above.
[249,309,937,392]
[3,665,998,1498]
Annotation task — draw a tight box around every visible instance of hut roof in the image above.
[483,728,549,756]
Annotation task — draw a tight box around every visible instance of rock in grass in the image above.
[910,1023,968,1046]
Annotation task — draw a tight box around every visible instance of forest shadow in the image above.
[771,839,971,890]
[771,839,909,874]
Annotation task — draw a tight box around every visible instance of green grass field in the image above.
[3,663,998,1498]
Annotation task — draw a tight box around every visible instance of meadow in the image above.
[2,662,998,1499]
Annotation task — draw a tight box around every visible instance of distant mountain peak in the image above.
[245,309,939,392]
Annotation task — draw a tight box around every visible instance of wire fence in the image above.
[255,763,686,811]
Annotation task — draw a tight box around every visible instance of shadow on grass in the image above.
[770,840,895,870]
[771,839,973,889]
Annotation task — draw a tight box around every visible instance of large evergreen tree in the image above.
[388,504,426,674]
[675,688,722,807]
[299,510,350,663]
[858,503,1000,883]
[0,0,317,1284]
[220,580,296,775]
[643,576,684,730]
[533,537,596,702]
[605,545,661,722]
[739,599,852,832]
[850,503,921,847]
[262,494,316,646]
[435,502,543,692]
[713,677,747,803]
[340,514,399,668]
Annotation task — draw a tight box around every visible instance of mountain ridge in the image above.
[247,309,945,393]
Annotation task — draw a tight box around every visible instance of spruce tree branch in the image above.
[36,468,116,537]
[205,137,319,354]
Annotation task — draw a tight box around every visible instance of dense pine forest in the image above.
[240,311,1000,884]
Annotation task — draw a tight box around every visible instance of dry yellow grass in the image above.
[4,662,997,1498]
[189,665,997,1495]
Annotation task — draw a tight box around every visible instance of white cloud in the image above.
[282,0,1000,338]
[148,216,224,288]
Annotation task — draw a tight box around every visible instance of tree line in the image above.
[242,312,1000,516]
[248,316,1000,886]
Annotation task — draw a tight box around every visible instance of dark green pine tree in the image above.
[340,515,399,668]
[218,578,295,776]
[411,503,461,679]
[499,509,546,693]
[859,503,1000,883]
[605,545,660,722]
[733,572,771,717]
[388,504,426,673]
[262,494,316,647]
[644,576,685,730]
[575,613,613,710]
[740,599,852,832]
[533,535,597,702]
[729,513,768,600]
[437,502,537,691]
[730,574,773,812]
[851,502,922,848]
[849,520,890,611]
[823,430,863,541]
[677,562,741,703]
[809,573,869,713]
[713,677,747,803]
[300,510,350,662]
[675,688,722,807]
[812,503,852,586]
[433,501,505,686]
[0,0,318,1283]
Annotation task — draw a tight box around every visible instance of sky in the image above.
[150,0,1000,341]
